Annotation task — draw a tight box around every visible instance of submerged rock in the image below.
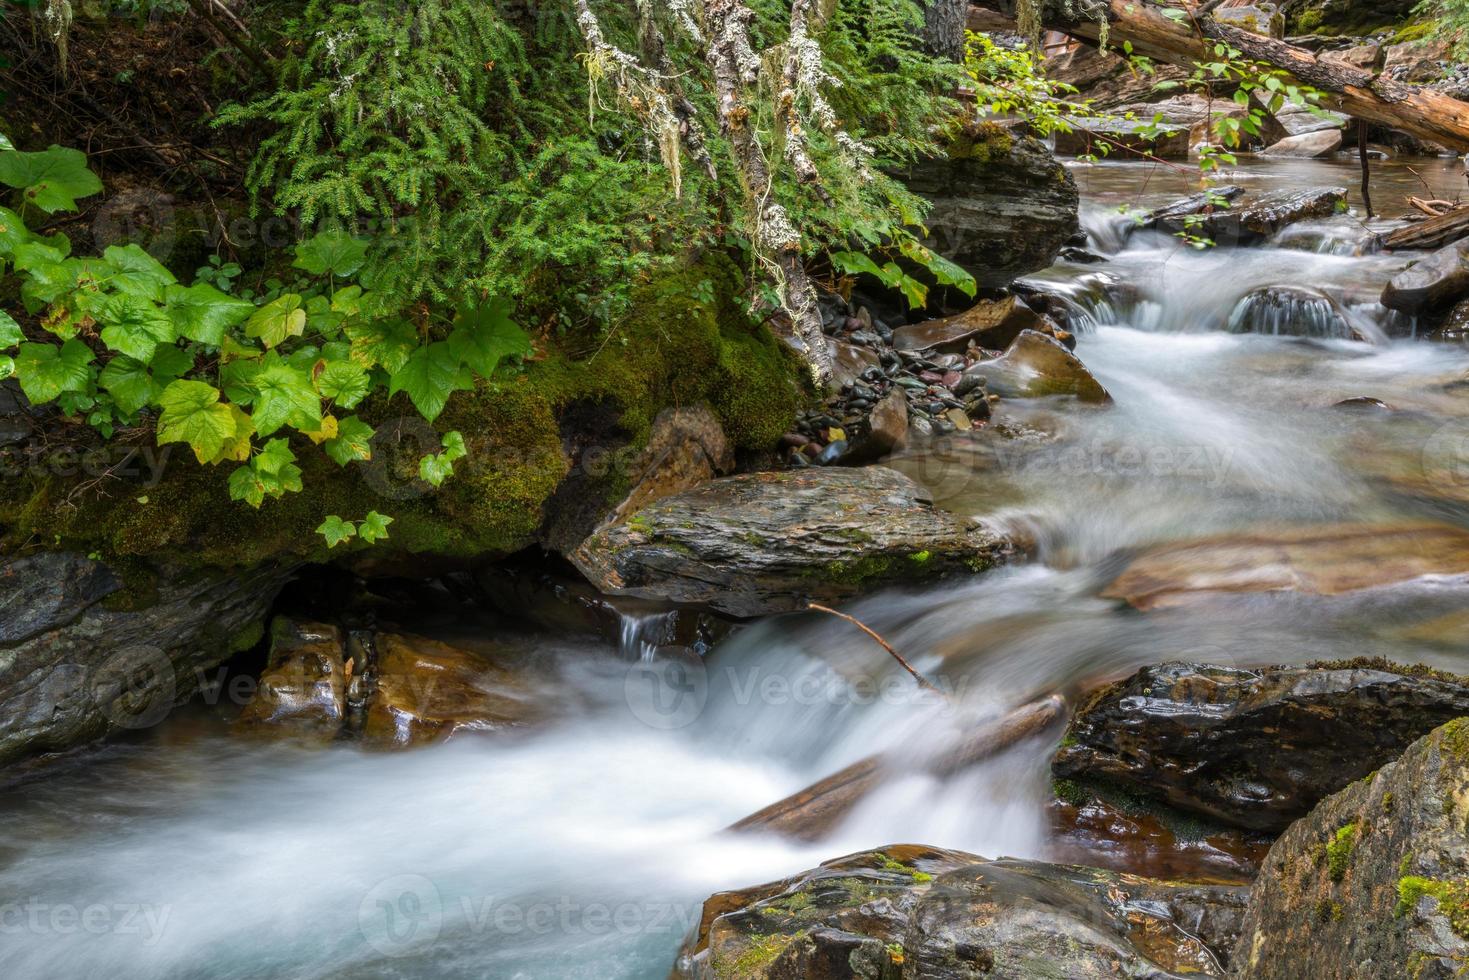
[674,845,1247,979]
[235,618,348,739]
[1381,238,1469,314]
[1234,718,1469,978]
[1053,661,1469,832]
[0,552,287,767]
[1101,523,1469,610]
[898,130,1080,289]
[956,330,1111,404]
[571,467,1017,617]
[1227,284,1363,340]
[891,295,1050,354]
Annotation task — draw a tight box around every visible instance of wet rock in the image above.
[1382,238,1469,314]
[891,295,1049,354]
[1101,523,1469,610]
[1214,3,1282,36]
[604,406,734,526]
[1193,187,1347,245]
[571,467,1017,617]
[829,340,882,389]
[1053,116,1192,159]
[843,388,909,465]
[1145,184,1246,233]
[1428,297,1469,342]
[1113,95,1249,146]
[1320,42,1381,70]
[956,330,1111,404]
[1384,38,1453,83]
[1257,93,1348,140]
[1044,43,1191,108]
[1260,128,1343,158]
[674,845,1248,979]
[0,552,288,768]
[898,133,1080,289]
[1332,396,1393,411]
[1054,661,1469,832]
[363,631,550,747]
[235,618,347,739]
[1234,718,1469,978]
[1227,284,1363,339]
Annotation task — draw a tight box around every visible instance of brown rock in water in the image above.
[571,467,1017,617]
[1259,128,1344,158]
[1428,297,1469,343]
[956,330,1111,404]
[1102,523,1469,610]
[891,295,1050,354]
[673,845,1248,979]
[1192,187,1347,245]
[843,388,908,465]
[1053,661,1469,832]
[605,406,733,525]
[1234,718,1469,978]
[235,618,348,739]
[1382,238,1469,314]
[363,632,549,747]
[829,339,881,389]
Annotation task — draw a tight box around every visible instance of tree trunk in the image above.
[968,0,1469,151]
[924,0,971,61]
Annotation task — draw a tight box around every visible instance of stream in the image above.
[3,156,1469,979]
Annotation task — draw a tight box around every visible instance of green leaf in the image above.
[390,341,469,422]
[359,511,393,544]
[316,515,357,548]
[440,430,466,462]
[102,244,177,302]
[164,283,254,345]
[245,294,307,349]
[14,339,93,403]
[98,355,162,415]
[227,441,301,509]
[420,452,455,487]
[0,145,103,214]
[314,359,371,408]
[346,317,418,374]
[249,355,321,437]
[293,231,369,278]
[0,206,30,256]
[0,310,22,348]
[0,355,12,381]
[156,380,241,463]
[95,294,175,362]
[829,250,887,280]
[253,438,296,476]
[896,274,928,311]
[448,297,531,377]
[324,415,375,465]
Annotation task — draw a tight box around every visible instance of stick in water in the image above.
[806,602,945,697]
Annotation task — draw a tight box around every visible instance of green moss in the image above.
[944,121,1015,163]
[1053,778,1088,806]
[1396,876,1469,938]
[1326,823,1358,882]
[229,619,267,654]
[1390,21,1438,44]
[1383,791,1394,814]
[720,933,795,978]
[1307,657,1469,686]
[908,550,931,563]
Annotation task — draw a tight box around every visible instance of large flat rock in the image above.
[571,467,1017,617]
[1382,238,1469,314]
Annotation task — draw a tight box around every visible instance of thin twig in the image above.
[806,602,946,697]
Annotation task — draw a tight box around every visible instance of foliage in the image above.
[1413,0,1469,60]
[0,141,531,536]
[317,510,394,547]
[965,33,1087,138]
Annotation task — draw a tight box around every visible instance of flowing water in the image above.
[5,157,1469,980]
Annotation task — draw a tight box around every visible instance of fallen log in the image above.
[1384,205,1469,251]
[968,0,1469,151]
[728,694,1066,840]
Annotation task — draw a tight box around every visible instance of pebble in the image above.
[816,440,848,465]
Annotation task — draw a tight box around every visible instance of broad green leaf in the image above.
[245,294,307,349]
[14,339,92,403]
[324,415,374,465]
[0,206,29,255]
[204,404,255,465]
[227,441,299,508]
[359,511,393,544]
[253,438,296,476]
[0,135,11,152]
[0,310,21,348]
[330,285,364,316]
[448,297,531,377]
[829,250,887,281]
[0,355,12,381]
[315,359,371,408]
[346,317,418,374]
[228,465,268,508]
[316,515,357,548]
[0,145,103,214]
[98,356,161,415]
[389,341,469,422]
[156,379,239,463]
[420,452,455,487]
[293,231,368,278]
[95,294,175,362]
[301,413,338,445]
[221,358,263,406]
[896,273,928,310]
[440,430,467,462]
[250,355,321,436]
[164,283,254,344]
[102,244,177,302]
[149,345,193,381]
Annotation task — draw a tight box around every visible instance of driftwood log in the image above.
[969,0,1469,151]
[728,694,1066,840]
[1384,206,1469,250]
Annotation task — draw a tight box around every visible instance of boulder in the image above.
[1320,42,1381,70]
[1101,522,1469,610]
[1053,116,1192,160]
[1044,44,1191,108]
[1191,187,1347,245]
[235,618,348,739]
[1256,93,1348,140]
[955,330,1111,404]
[0,552,287,767]
[571,467,1017,617]
[843,388,909,465]
[1383,38,1452,83]
[363,631,552,747]
[1053,661,1469,832]
[1227,284,1363,339]
[891,295,1050,354]
[897,130,1080,289]
[1382,238,1469,314]
[674,845,1249,979]
[1234,718,1469,978]
[1145,184,1247,233]
[1113,95,1250,147]
[1214,3,1283,37]
[1428,297,1469,343]
[1260,128,1344,158]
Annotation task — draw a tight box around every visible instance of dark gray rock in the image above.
[1145,185,1246,232]
[1234,718,1469,978]
[1053,661,1469,832]
[1382,238,1469,314]
[898,135,1080,289]
[1227,284,1363,340]
[1191,187,1347,245]
[570,467,1017,617]
[674,845,1248,979]
[0,552,290,767]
